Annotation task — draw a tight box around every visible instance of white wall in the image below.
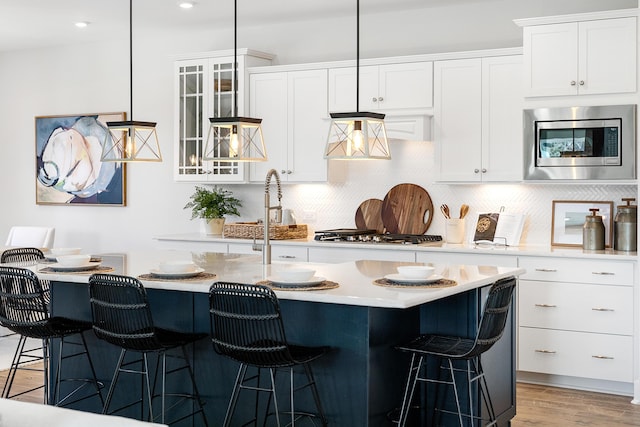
[0,0,637,252]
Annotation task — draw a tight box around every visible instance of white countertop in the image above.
[32,250,524,309]
[154,233,638,260]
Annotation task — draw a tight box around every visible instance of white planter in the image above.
[202,218,225,235]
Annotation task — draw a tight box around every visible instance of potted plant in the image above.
[184,185,242,235]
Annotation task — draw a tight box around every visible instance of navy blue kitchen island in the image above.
[40,251,523,426]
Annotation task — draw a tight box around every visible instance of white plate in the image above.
[48,261,102,272]
[268,276,326,287]
[384,274,443,285]
[149,267,205,279]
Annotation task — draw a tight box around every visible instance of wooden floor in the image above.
[1,366,639,425]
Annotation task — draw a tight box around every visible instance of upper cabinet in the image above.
[518,14,637,97]
[173,50,273,182]
[434,55,523,183]
[328,62,433,113]
[249,69,329,182]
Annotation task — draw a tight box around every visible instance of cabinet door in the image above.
[287,69,329,182]
[481,55,523,182]
[523,23,578,97]
[378,62,433,110]
[327,66,378,112]
[249,72,288,181]
[578,17,637,95]
[434,58,482,182]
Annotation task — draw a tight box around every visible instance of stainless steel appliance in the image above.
[524,104,636,180]
[314,229,442,244]
[614,198,637,252]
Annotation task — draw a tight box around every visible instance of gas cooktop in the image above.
[314,229,443,245]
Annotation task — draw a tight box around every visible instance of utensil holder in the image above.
[445,218,465,244]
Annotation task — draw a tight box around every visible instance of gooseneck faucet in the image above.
[262,169,282,264]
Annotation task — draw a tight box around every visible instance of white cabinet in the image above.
[517,256,635,384]
[522,17,637,97]
[249,69,329,182]
[173,50,273,182]
[328,62,433,113]
[434,55,523,182]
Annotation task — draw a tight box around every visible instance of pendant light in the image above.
[202,0,267,162]
[101,0,162,162]
[324,0,390,160]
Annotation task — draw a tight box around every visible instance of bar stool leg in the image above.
[303,363,328,426]
[398,353,423,427]
[224,364,247,427]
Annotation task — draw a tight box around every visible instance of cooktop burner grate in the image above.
[314,229,442,244]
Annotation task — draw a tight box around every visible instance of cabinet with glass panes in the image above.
[173,49,273,182]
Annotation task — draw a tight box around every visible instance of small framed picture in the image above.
[551,200,614,247]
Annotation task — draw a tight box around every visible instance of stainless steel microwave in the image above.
[524,105,636,180]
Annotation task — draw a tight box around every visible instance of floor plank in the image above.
[1,367,639,426]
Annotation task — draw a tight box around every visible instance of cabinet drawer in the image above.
[518,327,633,383]
[519,280,633,335]
[417,251,517,267]
[271,246,308,263]
[518,257,634,285]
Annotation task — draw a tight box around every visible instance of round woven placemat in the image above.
[256,280,339,291]
[38,266,114,275]
[138,272,217,282]
[373,278,457,289]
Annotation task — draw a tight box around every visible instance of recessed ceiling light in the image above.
[178,2,195,9]
[75,21,90,28]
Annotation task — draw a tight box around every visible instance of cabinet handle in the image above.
[570,80,577,86]
[534,268,557,273]
[579,80,585,86]
[378,96,384,102]
[481,168,487,173]
[534,349,556,354]
[287,170,292,174]
[278,255,296,259]
[534,303,557,308]
[591,271,615,276]
[281,170,286,174]
[591,355,614,360]
[372,97,378,102]
[592,307,615,312]
[474,169,480,173]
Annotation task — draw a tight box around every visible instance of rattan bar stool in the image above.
[0,266,103,407]
[88,273,208,426]
[395,276,516,427]
[209,282,329,427]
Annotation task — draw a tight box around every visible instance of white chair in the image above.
[5,226,55,249]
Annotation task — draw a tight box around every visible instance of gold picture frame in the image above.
[551,200,614,247]
[35,112,126,206]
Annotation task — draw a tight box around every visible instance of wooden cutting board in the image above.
[381,183,434,234]
[355,198,384,233]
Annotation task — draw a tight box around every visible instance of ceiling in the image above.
[0,0,456,53]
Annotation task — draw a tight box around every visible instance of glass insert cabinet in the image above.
[173,49,273,182]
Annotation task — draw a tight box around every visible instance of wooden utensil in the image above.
[355,199,385,233]
[460,204,469,219]
[440,204,450,219]
[381,183,434,235]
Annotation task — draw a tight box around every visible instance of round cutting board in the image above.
[381,183,434,235]
[355,198,384,233]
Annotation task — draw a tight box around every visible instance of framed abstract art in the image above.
[35,112,127,206]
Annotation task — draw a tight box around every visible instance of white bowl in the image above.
[278,268,316,282]
[56,254,91,267]
[158,261,197,274]
[397,265,435,280]
[50,247,82,257]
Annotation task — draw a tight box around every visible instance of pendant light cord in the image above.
[233,0,238,117]
[356,0,360,113]
[129,0,134,120]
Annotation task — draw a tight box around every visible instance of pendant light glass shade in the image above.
[202,0,267,163]
[101,0,162,163]
[101,120,161,162]
[203,117,267,162]
[325,112,390,160]
[324,0,390,160]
